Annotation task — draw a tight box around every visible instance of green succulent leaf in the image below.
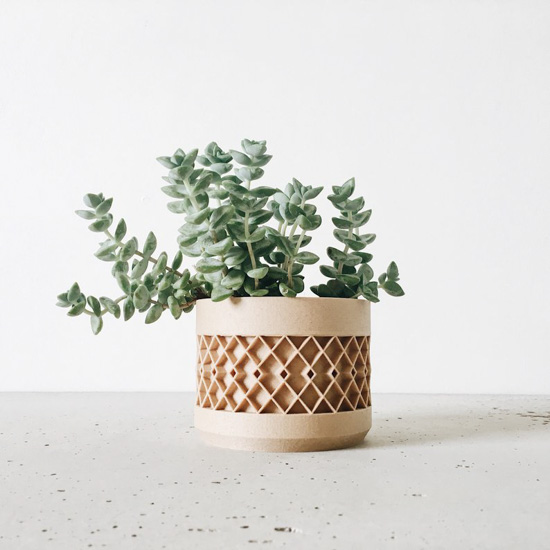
[229,150,252,165]
[143,232,157,258]
[90,315,103,335]
[279,282,297,297]
[115,272,131,294]
[167,296,182,319]
[99,297,121,318]
[250,154,272,167]
[152,252,168,275]
[87,296,101,317]
[75,210,96,220]
[210,205,235,229]
[172,251,183,271]
[211,285,233,302]
[221,269,245,289]
[342,197,365,213]
[133,285,150,309]
[56,293,71,308]
[382,280,405,297]
[130,259,148,280]
[114,219,127,241]
[83,193,102,208]
[247,267,269,279]
[387,261,400,281]
[247,227,267,243]
[327,247,348,263]
[362,281,380,303]
[173,269,191,289]
[294,251,319,265]
[249,288,270,297]
[361,233,376,245]
[123,297,135,321]
[225,247,248,266]
[157,156,177,169]
[95,198,113,216]
[205,237,233,256]
[320,265,339,278]
[67,301,86,316]
[303,187,323,200]
[336,274,361,286]
[167,201,187,214]
[337,178,355,200]
[358,263,374,282]
[297,214,322,231]
[249,210,273,225]
[332,217,353,229]
[235,167,264,182]
[120,238,137,261]
[172,165,194,181]
[249,186,277,198]
[353,210,372,226]
[88,216,113,232]
[95,240,119,260]
[145,304,163,324]
[195,258,225,273]
[185,208,210,224]
[67,282,81,303]
[161,185,186,199]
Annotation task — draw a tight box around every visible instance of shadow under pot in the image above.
[194,297,372,452]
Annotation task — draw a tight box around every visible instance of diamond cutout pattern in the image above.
[196,335,371,414]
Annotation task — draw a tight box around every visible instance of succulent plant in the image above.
[57,139,404,334]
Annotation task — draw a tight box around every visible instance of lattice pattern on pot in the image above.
[196,335,371,414]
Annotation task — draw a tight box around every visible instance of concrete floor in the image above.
[0,394,549,550]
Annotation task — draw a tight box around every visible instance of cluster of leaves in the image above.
[58,139,404,334]
[156,140,325,300]
[311,178,404,301]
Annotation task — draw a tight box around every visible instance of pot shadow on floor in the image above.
[353,402,550,450]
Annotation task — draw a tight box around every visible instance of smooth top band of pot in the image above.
[196,297,371,336]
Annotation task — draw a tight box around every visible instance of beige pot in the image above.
[194,297,372,452]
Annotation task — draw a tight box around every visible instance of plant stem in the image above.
[286,230,306,289]
[337,212,354,275]
[243,180,259,289]
[244,212,258,289]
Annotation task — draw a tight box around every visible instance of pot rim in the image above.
[196,295,371,336]
[197,295,370,304]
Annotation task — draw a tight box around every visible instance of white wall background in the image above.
[1,0,549,393]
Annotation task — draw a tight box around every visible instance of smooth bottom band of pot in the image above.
[194,406,372,452]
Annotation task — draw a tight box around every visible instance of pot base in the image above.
[194,406,372,452]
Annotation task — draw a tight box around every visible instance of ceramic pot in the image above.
[194,297,371,452]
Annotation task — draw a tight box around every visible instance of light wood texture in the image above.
[196,297,371,336]
[194,406,372,452]
[196,335,371,414]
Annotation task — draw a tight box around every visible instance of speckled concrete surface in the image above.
[0,393,549,550]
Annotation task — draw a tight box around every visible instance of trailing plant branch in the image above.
[311,178,404,302]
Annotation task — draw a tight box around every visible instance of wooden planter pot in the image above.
[194,297,371,452]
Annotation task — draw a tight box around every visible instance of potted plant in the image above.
[57,139,404,452]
